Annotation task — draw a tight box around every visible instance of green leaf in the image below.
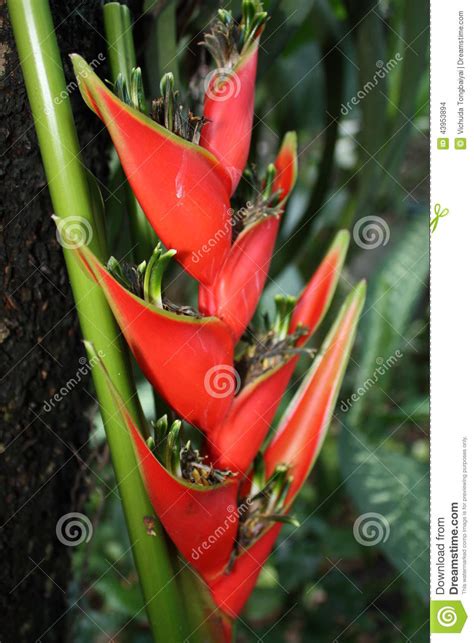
[340,424,429,600]
[349,215,428,424]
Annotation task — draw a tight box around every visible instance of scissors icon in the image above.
[430,203,449,233]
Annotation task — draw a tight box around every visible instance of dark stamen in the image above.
[201,1,269,69]
[151,72,208,143]
[236,325,311,387]
[149,416,235,487]
[226,459,298,572]
[229,163,284,241]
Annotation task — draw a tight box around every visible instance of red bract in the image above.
[199,2,268,192]
[210,525,282,619]
[100,368,240,582]
[289,230,350,339]
[208,230,349,474]
[208,359,296,474]
[198,133,298,342]
[198,215,280,340]
[201,41,259,193]
[264,281,367,501]
[71,54,232,286]
[208,281,366,618]
[68,242,235,430]
[290,232,350,346]
[273,131,299,199]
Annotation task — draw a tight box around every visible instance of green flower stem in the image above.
[103,2,134,87]
[156,1,179,82]
[103,1,157,263]
[7,1,185,640]
[145,0,180,95]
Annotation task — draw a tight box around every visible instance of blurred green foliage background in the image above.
[72,0,429,640]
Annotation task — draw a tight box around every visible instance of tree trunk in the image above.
[0,1,113,640]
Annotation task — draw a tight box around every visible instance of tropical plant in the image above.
[8,0,369,640]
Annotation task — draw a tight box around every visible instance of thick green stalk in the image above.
[103,1,157,262]
[103,2,133,87]
[145,0,180,95]
[7,1,185,640]
[155,1,179,82]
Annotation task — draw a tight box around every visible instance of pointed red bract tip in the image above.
[273,131,298,203]
[201,42,259,193]
[71,54,232,286]
[290,230,350,345]
[265,281,366,504]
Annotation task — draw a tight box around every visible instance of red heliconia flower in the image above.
[200,1,268,192]
[207,230,350,474]
[96,359,240,582]
[198,132,298,342]
[208,281,366,618]
[71,54,232,286]
[65,238,236,431]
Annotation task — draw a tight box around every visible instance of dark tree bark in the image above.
[0,1,116,641]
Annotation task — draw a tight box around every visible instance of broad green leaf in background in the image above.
[348,214,428,425]
[340,424,429,601]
